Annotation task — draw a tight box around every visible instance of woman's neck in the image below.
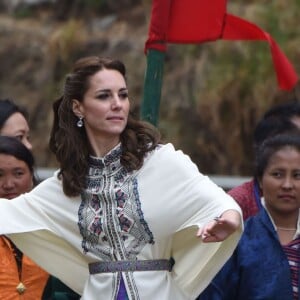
[265,204,298,229]
[277,229,296,245]
[90,138,120,157]
[272,213,298,230]
[267,208,299,245]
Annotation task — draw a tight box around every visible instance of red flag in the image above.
[145,0,298,90]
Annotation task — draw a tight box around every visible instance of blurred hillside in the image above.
[0,0,299,176]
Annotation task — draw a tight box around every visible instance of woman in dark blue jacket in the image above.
[199,132,300,300]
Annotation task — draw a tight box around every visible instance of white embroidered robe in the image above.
[0,143,242,299]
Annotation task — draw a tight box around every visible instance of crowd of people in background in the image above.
[0,56,299,299]
[197,100,300,299]
[0,135,50,298]
[0,99,80,299]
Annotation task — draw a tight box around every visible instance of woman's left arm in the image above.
[197,209,242,243]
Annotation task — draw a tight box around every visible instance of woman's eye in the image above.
[119,92,128,99]
[97,93,110,100]
[294,172,300,179]
[15,171,25,177]
[271,172,281,178]
[15,135,24,141]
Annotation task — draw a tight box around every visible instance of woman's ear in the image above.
[257,178,263,194]
[72,99,83,117]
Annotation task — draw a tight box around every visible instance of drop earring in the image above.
[77,116,84,128]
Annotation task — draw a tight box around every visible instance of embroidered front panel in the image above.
[78,146,154,262]
[283,237,300,299]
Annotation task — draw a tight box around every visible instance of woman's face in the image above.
[0,153,33,199]
[0,112,32,150]
[73,68,130,154]
[259,146,300,215]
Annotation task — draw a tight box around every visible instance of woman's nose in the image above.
[2,177,15,190]
[111,97,122,109]
[22,137,33,150]
[282,177,294,189]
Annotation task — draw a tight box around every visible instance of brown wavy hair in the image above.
[49,56,160,197]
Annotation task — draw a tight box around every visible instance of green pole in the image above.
[141,49,165,126]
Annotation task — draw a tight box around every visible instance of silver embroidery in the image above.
[78,145,154,258]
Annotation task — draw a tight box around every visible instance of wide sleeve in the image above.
[139,144,243,298]
[170,176,243,298]
[0,176,89,295]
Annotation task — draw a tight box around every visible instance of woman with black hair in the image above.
[199,132,300,299]
[0,98,32,150]
[0,136,49,298]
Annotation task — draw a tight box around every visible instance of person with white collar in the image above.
[199,132,300,300]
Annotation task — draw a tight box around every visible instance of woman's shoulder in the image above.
[29,170,70,202]
[150,143,195,163]
[140,143,201,179]
[146,143,198,168]
[34,170,62,189]
[242,209,273,241]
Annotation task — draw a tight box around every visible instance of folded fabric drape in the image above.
[145,0,298,91]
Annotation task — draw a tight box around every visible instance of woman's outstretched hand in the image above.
[197,209,242,243]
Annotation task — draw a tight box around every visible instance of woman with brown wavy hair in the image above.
[0,55,242,299]
[49,56,161,198]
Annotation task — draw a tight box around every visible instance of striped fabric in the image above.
[283,237,300,300]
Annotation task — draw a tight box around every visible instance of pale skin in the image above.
[259,146,300,245]
[72,68,129,157]
[0,112,32,150]
[72,67,241,243]
[197,210,241,243]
